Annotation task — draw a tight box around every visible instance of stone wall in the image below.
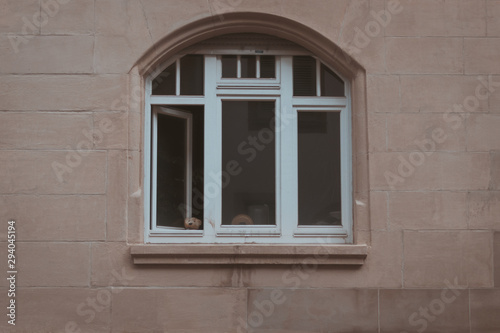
[0,0,499,332]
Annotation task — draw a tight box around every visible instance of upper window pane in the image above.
[180,55,204,96]
[260,56,275,78]
[321,63,344,97]
[221,101,276,226]
[222,55,237,78]
[293,56,316,96]
[152,62,176,95]
[241,55,256,78]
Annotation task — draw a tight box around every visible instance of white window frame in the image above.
[144,50,352,244]
[150,106,200,237]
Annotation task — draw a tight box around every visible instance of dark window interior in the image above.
[180,55,204,96]
[298,111,341,225]
[152,62,176,95]
[321,63,344,97]
[293,56,317,96]
[221,101,276,226]
[222,55,237,78]
[260,56,275,78]
[156,105,204,228]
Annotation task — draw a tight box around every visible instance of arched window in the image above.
[144,34,352,244]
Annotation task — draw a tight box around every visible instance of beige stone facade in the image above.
[1,0,499,331]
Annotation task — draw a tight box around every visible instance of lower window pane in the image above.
[222,101,276,226]
[298,112,341,226]
[156,106,204,228]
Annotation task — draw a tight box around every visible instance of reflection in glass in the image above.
[298,112,341,225]
[221,101,276,226]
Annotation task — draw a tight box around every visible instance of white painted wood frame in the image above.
[144,50,352,244]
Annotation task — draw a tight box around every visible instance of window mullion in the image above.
[279,56,297,241]
[203,55,219,240]
[341,87,353,243]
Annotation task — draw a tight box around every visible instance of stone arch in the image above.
[128,12,370,243]
[133,12,365,80]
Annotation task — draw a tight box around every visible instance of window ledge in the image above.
[130,244,367,265]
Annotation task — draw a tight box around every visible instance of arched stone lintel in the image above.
[132,12,365,81]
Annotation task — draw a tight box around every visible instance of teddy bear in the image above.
[184,217,202,229]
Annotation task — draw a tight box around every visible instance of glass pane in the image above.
[152,63,176,95]
[180,55,204,96]
[156,106,204,228]
[293,56,316,96]
[260,56,275,78]
[298,112,341,226]
[222,55,237,78]
[156,113,186,228]
[222,101,276,226]
[241,55,256,78]
[321,63,344,97]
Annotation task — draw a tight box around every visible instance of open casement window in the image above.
[144,34,352,244]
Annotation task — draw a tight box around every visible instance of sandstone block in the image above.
[404,230,493,287]
[386,37,463,74]
[17,242,90,287]
[389,191,467,230]
[0,150,106,195]
[0,35,93,74]
[380,289,469,333]
[0,195,105,241]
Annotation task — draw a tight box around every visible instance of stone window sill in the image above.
[130,244,367,265]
